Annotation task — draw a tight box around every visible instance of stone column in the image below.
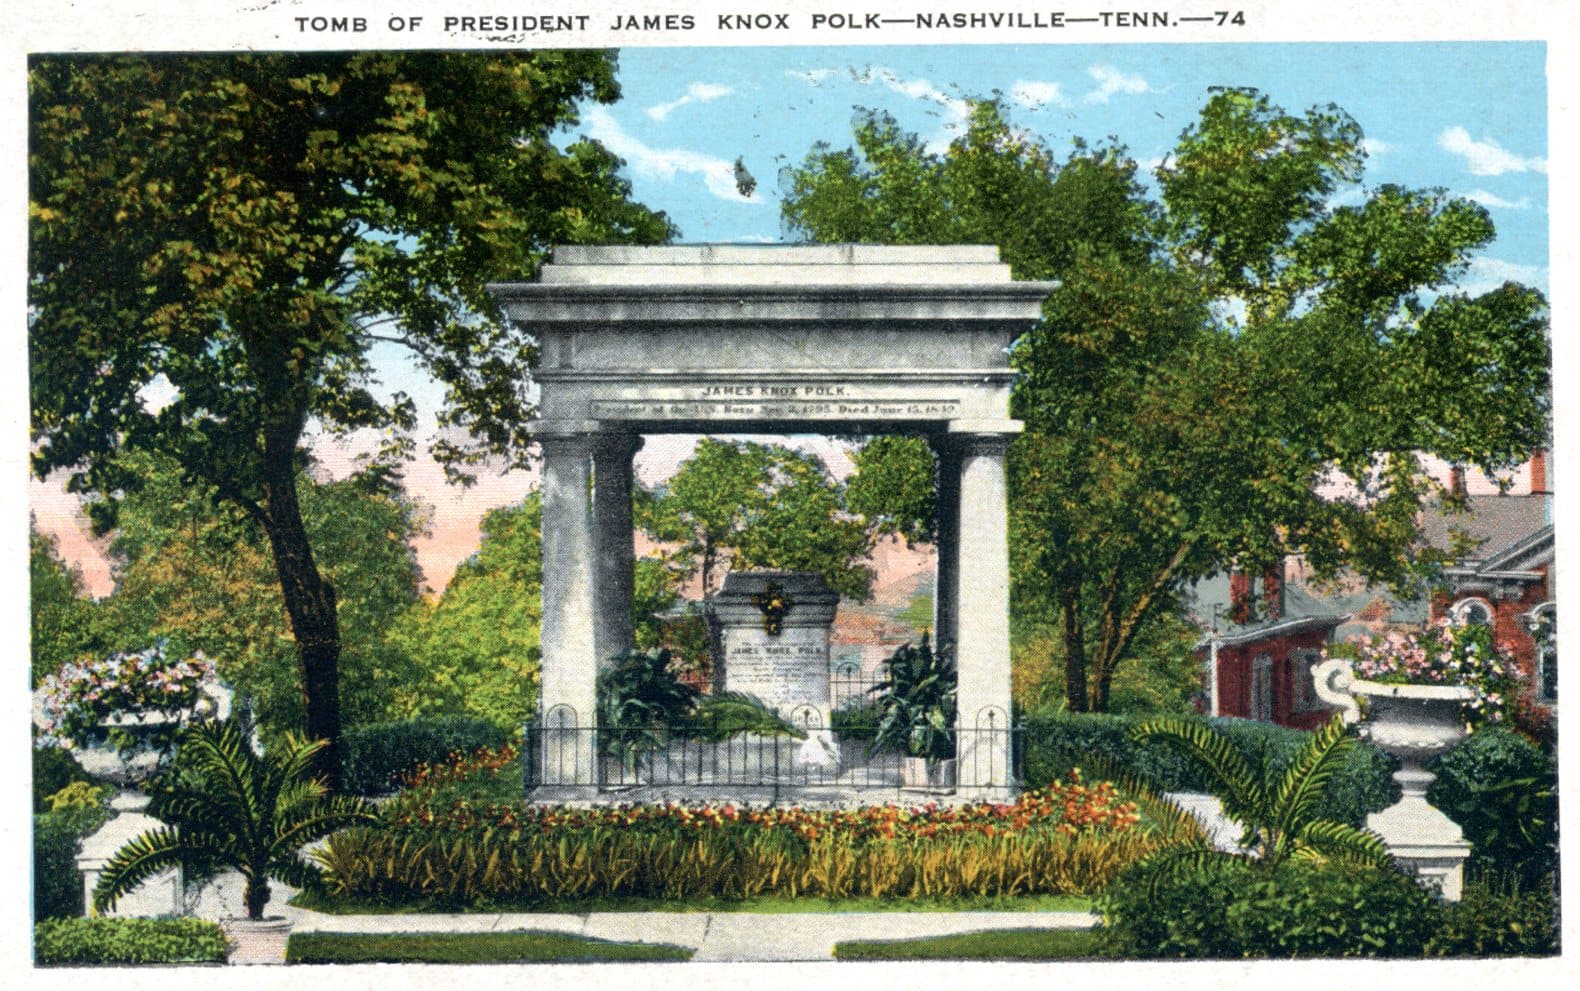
[931,437,961,649]
[592,434,642,670]
[948,431,1016,798]
[535,431,600,793]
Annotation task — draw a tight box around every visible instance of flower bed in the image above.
[315,744,1199,906]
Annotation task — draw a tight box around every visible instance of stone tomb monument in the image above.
[490,244,1056,803]
[710,571,842,773]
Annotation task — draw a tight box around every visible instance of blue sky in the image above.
[582,42,1548,292]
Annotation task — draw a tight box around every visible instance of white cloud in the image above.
[645,82,732,122]
[1457,256,1547,296]
[1463,188,1531,210]
[1437,126,1547,176]
[787,68,838,86]
[1360,137,1392,156]
[847,65,974,151]
[1084,65,1149,104]
[1009,80,1065,109]
[582,106,761,204]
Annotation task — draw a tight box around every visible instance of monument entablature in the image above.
[488,243,1056,803]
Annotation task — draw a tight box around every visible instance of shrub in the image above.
[320,766,1196,906]
[1021,712,1395,826]
[33,745,94,811]
[47,780,115,811]
[1428,727,1557,884]
[34,805,113,921]
[342,716,512,795]
[34,917,228,966]
[1426,876,1560,957]
[1099,854,1441,958]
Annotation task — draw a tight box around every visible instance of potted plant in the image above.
[1311,618,1518,900]
[596,647,701,784]
[92,719,376,964]
[869,635,958,792]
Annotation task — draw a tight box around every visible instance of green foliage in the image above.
[33,744,95,811]
[1098,854,1440,958]
[868,636,957,763]
[835,927,1112,961]
[47,780,115,811]
[97,453,427,743]
[688,692,807,742]
[1021,712,1395,828]
[30,52,672,780]
[34,917,229,966]
[342,716,513,795]
[29,524,107,687]
[784,89,1550,714]
[596,647,701,768]
[386,494,544,730]
[1426,876,1560,957]
[1428,727,1557,884]
[100,719,377,919]
[844,436,936,545]
[33,806,111,921]
[1128,712,1389,868]
[317,812,1171,907]
[286,930,693,963]
[637,438,874,600]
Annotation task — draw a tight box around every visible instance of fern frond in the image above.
[1268,714,1356,856]
[689,692,808,741]
[92,827,219,914]
[1130,717,1265,827]
[1294,819,1391,869]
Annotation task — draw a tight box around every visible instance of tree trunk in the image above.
[1091,660,1115,713]
[257,443,344,791]
[1061,586,1089,713]
[243,873,272,920]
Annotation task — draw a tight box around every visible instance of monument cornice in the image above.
[489,281,1056,324]
[532,367,1019,384]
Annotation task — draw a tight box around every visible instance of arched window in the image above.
[1525,602,1557,702]
[1450,597,1494,627]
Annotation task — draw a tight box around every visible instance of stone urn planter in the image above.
[900,756,957,794]
[1312,658,1472,900]
[221,916,293,965]
[74,714,187,917]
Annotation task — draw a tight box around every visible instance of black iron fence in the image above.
[522,701,1020,796]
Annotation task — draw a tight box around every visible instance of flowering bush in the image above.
[1331,619,1518,728]
[34,644,216,752]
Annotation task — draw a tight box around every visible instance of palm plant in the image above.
[868,635,957,765]
[93,719,376,920]
[1127,712,1389,871]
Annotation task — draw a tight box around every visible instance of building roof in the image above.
[1418,493,1551,565]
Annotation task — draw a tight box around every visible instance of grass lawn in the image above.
[834,927,1115,961]
[286,931,692,964]
[291,890,1095,915]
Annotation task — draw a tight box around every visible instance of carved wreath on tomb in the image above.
[749,581,795,635]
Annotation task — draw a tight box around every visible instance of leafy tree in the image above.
[98,719,376,920]
[843,434,937,545]
[385,494,545,730]
[29,52,673,783]
[29,521,106,686]
[638,438,875,600]
[783,92,1549,711]
[98,453,428,741]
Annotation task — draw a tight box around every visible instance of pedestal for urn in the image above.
[1312,658,1472,900]
[72,716,186,916]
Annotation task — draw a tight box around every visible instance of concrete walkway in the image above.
[276,904,1099,962]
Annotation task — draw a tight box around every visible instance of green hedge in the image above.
[1427,877,1560,957]
[34,746,95,811]
[1098,854,1441,958]
[34,917,228,966]
[342,716,512,795]
[1428,727,1557,884]
[1021,712,1397,826]
[34,806,112,921]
